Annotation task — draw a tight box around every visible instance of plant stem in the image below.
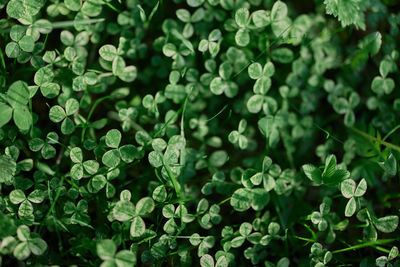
[351,127,400,153]
[331,238,397,254]
[383,124,400,141]
[81,95,112,142]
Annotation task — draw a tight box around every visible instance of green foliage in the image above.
[1,0,400,266]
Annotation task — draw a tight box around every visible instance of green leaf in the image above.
[152,185,167,202]
[102,149,121,168]
[13,106,32,131]
[148,151,163,168]
[200,254,214,267]
[340,179,356,198]
[239,222,252,236]
[0,154,17,184]
[324,0,365,29]
[251,188,270,210]
[378,153,397,177]
[119,66,137,82]
[18,36,34,53]
[70,147,83,163]
[371,77,395,95]
[70,163,83,180]
[65,0,81,11]
[136,197,155,216]
[34,66,54,86]
[13,242,30,260]
[322,155,337,178]
[65,98,79,116]
[90,175,107,193]
[247,95,264,114]
[230,188,252,212]
[97,239,116,260]
[324,169,350,186]
[187,0,204,7]
[28,238,47,255]
[0,103,13,128]
[210,77,227,95]
[17,225,30,241]
[83,160,99,175]
[248,63,263,79]
[106,129,122,148]
[112,56,126,76]
[49,106,66,123]
[27,189,45,203]
[215,256,228,267]
[268,222,280,235]
[388,246,399,261]
[354,178,367,197]
[235,8,249,27]
[113,201,135,221]
[61,117,75,135]
[358,32,382,56]
[40,82,60,98]
[231,236,246,247]
[130,216,146,237]
[271,48,294,63]
[344,197,356,217]
[271,1,287,21]
[119,145,138,163]
[302,164,322,184]
[235,29,250,47]
[373,215,399,233]
[115,250,137,267]
[10,189,26,204]
[7,81,30,108]
[209,150,228,167]
[5,42,20,58]
[7,0,42,19]
[252,10,270,28]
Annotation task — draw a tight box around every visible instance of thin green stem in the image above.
[40,176,65,232]
[164,162,182,200]
[217,197,231,206]
[102,0,122,12]
[81,95,113,142]
[0,46,6,72]
[383,124,400,141]
[293,235,315,243]
[351,127,400,153]
[331,239,397,254]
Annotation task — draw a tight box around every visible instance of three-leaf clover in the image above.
[0,81,33,131]
[234,8,251,47]
[309,242,332,267]
[63,199,91,226]
[9,189,45,220]
[12,225,47,260]
[29,132,59,159]
[96,239,137,267]
[210,62,238,97]
[302,154,350,186]
[376,246,399,267]
[99,44,137,82]
[247,61,275,113]
[198,29,222,57]
[356,208,399,238]
[112,191,155,238]
[228,119,248,149]
[102,129,139,168]
[49,98,79,135]
[340,178,367,217]
[70,147,99,180]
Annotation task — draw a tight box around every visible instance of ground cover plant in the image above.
[0,0,400,266]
